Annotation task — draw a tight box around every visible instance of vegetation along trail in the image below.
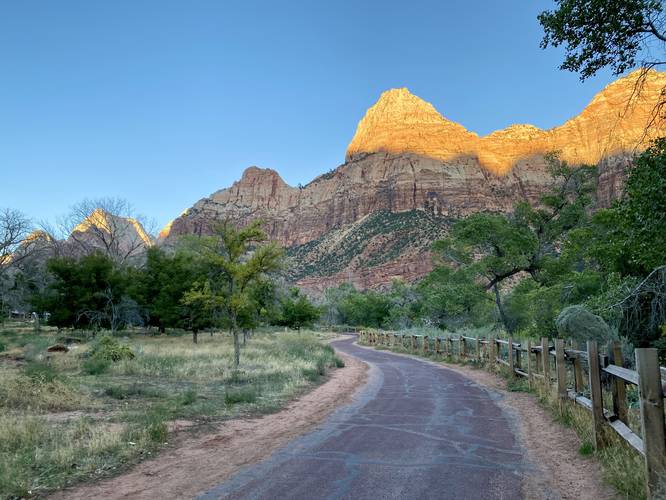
[201,337,526,500]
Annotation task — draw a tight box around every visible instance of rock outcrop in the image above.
[161,70,666,292]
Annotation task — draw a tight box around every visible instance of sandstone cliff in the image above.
[161,70,666,292]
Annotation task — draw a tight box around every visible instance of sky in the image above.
[0,0,620,232]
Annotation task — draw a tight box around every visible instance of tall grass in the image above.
[0,328,342,498]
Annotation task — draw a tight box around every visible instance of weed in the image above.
[93,336,135,362]
[225,386,258,405]
[24,361,59,383]
[82,356,110,375]
[579,441,594,456]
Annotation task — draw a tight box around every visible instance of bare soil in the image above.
[49,350,368,500]
[443,363,618,500]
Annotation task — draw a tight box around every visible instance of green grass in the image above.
[0,325,343,498]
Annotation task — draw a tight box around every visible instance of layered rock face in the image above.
[161,70,666,291]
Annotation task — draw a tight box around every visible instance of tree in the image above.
[585,138,666,276]
[131,247,199,332]
[539,0,666,80]
[416,266,492,329]
[277,288,320,329]
[60,198,154,266]
[0,209,33,318]
[183,220,283,365]
[434,157,595,331]
[34,252,136,331]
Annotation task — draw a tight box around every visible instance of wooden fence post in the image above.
[476,336,481,361]
[636,348,666,498]
[541,337,550,386]
[411,335,416,351]
[572,356,584,393]
[527,340,533,388]
[423,336,429,354]
[489,337,496,365]
[609,341,628,424]
[460,337,467,358]
[587,340,605,450]
[556,339,567,409]
[508,337,514,374]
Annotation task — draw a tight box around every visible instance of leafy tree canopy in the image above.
[539,0,665,79]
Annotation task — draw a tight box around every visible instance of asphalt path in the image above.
[199,336,526,500]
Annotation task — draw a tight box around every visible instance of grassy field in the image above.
[0,322,343,499]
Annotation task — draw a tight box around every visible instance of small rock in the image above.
[47,344,69,353]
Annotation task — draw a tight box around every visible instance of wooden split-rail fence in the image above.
[357,330,666,498]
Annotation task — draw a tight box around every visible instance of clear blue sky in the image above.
[1,1,618,231]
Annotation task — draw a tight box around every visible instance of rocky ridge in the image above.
[161,70,666,292]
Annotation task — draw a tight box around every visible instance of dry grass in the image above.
[0,326,343,498]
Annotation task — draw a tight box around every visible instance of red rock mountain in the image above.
[160,70,666,292]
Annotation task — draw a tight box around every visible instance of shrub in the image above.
[82,356,110,375]
[93,336,135,362]
[23,361,58,383]
[225,386,258,405]
[556,305,616,345]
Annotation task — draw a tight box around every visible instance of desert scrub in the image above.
[0,414,156,498]
[0,367,90,412]
[0,326,344,497]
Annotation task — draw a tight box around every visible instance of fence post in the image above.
[636,348,666,499]
[460,337,466,358]
[587,340,605,450]
[527,340,533,388]
[541,337,550,386]
[476,336,481,361]
[609,341,628,424]
[411,335,416,351]
[573,356,584,394]
[556,339,567,409]
[423,336,429,354]
[508,337,514,375]
[489,337,496,365]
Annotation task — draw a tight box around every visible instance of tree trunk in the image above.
[233,329,240,367]
[493,284,513,333]
[193,330,198,344]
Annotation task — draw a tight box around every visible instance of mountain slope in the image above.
[160,70,666,291]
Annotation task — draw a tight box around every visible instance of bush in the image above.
[225,386,258,405]
[92,336,135,362]
[23,361,58,383]
[556,305,616,345]
[82,356,110,375]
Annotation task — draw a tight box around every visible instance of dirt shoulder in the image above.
[50,349,368,500]
[441,363,618,500]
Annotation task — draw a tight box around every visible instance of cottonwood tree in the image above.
[182,220,283,365]
[0,208,33,316]
[434,156,596,332]
[539,0,666,80]
[0,208,32,275]
[61,197,154,266]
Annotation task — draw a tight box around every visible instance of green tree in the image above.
[416,266,492,329]
[35,252,135,331]
[539,0,665,80]
[277,288,320,329]
[585,138,666,276]
[434,157,595,331]
[183,220,283,365]
[131,247,199,332]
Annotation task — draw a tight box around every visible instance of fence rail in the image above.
[357,329,666,499]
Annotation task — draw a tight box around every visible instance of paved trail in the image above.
[200,337,526,500]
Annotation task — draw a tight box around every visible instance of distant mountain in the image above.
[160,70,666,292]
